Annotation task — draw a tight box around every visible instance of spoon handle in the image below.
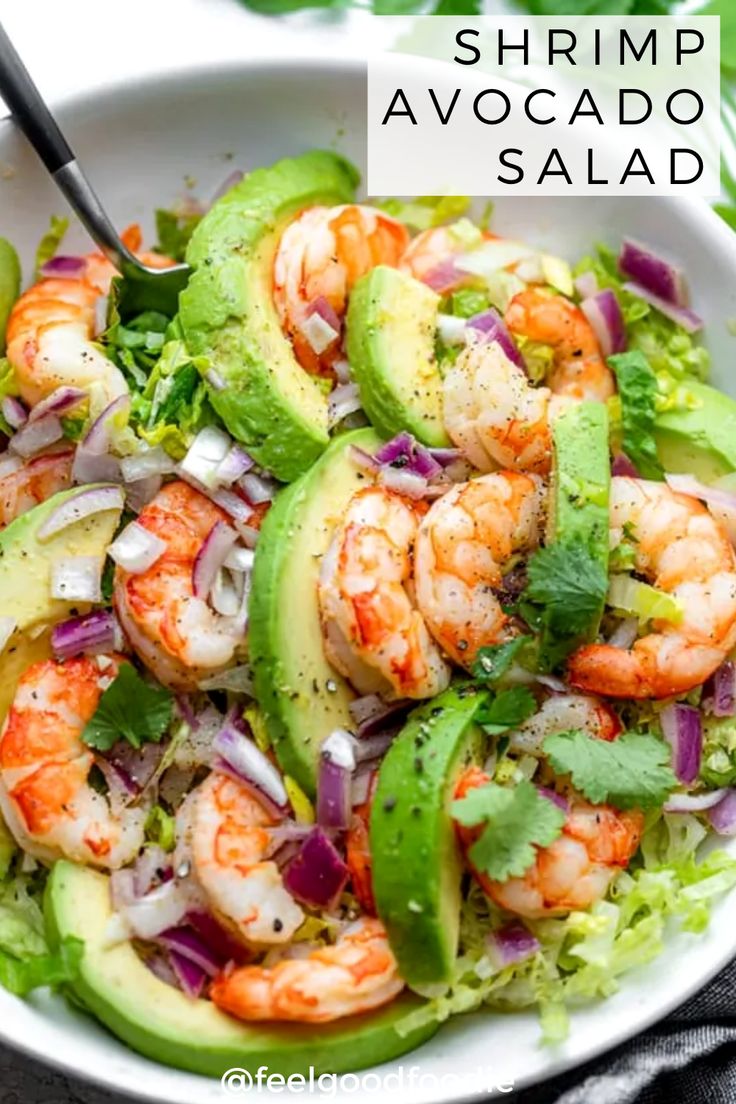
[0,21,73,173]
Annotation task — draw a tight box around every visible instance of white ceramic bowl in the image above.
[2,57,736,1104]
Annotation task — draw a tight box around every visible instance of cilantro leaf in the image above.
[543,729,677,810]
[472,636,532,683]
[476,688,537,735]
[523,539,608,669]
[451,780,565,882]
[608,350,664,480]
[82,664,174,752]
[34,214,69,278]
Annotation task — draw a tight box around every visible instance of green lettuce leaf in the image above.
[34,215,69,277]
[373,196,471,232]
[0,358,19,435]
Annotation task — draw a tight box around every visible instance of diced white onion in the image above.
[328,383,362,429]
[10,415,64,458]
[300,312,339,355]
[109,521,167,573]
[378,467,429,500]
[180,426,232,489]
[120,447,177,482]
[0,454,22,478]
[94,295,109,338]
[210,569,242,616]
[225,546,255,573]
[437,314,467,346]
[0,617,16,652]
[51,557,103,602]
[322,728,357,771]
[333,359,352,384]
[238,472,276,505]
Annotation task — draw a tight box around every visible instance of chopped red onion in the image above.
[437,313,467,347]
[213,721,288,813]
[301,308,340,356]
[351,696,411,740]
[665,789,727,813]
[428,447,463,468]
[660,702,702,785]
[187,909,246,964]
[108,740,164,794]
[238,471,277,506]
[612,453,640,478]
[10,415,63,457]
[109,521,167,574]
[0,453,22,478]
[351,767,375,807]
[28,386,86,425]
[224,546,255,573]
[622,282,702,333]
[40,254,87,280]
[309,295,342,333]
[169,950,207,999]
[192,521,238,600]
[82,394,131,454]
[38,485,124,542]
[702,660,736,718]
[1,396,27,429]
[117,880,192,940]
[120,448,177,483]
[209,169,244,207]
[349,694,388,727]
[466,308,524,369]
[282,826,349,909]
[51,610,122,659]
[156,926,222,977]
[110,868,137,911]
[574,271,599,299]
[133,846,172,896]
[619,240,687,307]
[375,432,443,482]
[486,922,540,969]
[124,475,163,514]
[216,446,254,486]
[379,466,428,500]
[538,786,569,813]
[535,674,569,693]
[72,446,122,486]
[145,951,180,990]
[328,383,363,428]
[317,730,355,830]
[665,473,736,513]
[51,556,102,602]
[607,617,639,650]
[352,731,395,763]
[708,789,736,835]
[421,258,467,294]
[0,617,16,653]
[94,295,109,338]
[580,290,627,358]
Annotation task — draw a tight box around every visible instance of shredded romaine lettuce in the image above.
[0,358,18,435]
[34,214,69,277]
[701,715,736,787]
[607,574,684,626]
[373,196,471,232]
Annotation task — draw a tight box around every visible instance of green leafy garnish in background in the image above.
[472,635,533,683]
[475,687,537,734]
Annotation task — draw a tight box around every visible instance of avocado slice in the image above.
[346,266,450,448]
[0,486,123,722]
[249,427,381,795]
[45,862,436,1078]
[179,151,359,482]
[371,687,485,994]
[654,379,736,481]
[539,401,610,667]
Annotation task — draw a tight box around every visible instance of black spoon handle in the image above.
[0,20,73,173]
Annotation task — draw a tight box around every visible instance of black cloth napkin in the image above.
[1,960,736,1103]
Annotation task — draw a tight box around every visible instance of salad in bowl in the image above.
[0,148,735,1078]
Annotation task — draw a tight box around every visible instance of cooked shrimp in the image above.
[273,204,409,375]
[504,287,614,402]
[414,471,545,667]
[210,917,403,1023]
[399,225,472,291]
[0,446,73,529]
[454,766,643,918]
[7,225,172,409]
[114,481,246,691]
[443,341,564,475]
[569,477,736,698]
[508,693,621,756]
[318,486,451,700]
[191,772,303,946]
[0,655,146,867]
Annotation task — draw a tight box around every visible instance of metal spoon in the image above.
[0,20,190,315]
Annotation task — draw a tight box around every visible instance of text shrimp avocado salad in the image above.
[0,150,736,1076]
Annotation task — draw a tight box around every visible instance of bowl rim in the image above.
[1,52,736,1104]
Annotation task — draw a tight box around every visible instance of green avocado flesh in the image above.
[179,151,359,482]
[0,486,123,723]
[44,862,437,1078]
[346,266,449,448]
[249,428,381,795]
[371,687,485,994]
[541,401,610,665]
[0,237,20,353]
[655,379,736,481]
